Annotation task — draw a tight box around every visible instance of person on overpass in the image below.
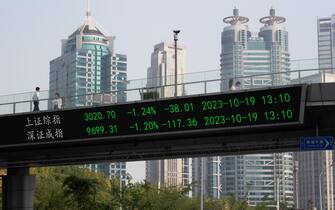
[52,92,63,110]
[229,79,241,91]
[32,86,40,111]
[234,81,241,90]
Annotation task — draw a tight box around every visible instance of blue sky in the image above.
[0,0,334,181]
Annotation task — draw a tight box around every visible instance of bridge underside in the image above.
[0,83,334,168]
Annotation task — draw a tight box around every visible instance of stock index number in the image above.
[166,102,195,113]
[83,111,117,122]
[86,124,118,136]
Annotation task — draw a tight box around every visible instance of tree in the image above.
[63,174,99,209]
[204,198,224,210]
[224,193,237,210]
[34,167,66,210]
[32,166,112,209]
[254,203,268,210]
[29,165,268,210]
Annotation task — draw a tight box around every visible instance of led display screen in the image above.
[0,85,306,148]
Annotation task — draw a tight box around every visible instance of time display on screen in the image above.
[0,85,305,147]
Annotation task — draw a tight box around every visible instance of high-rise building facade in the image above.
[292,14,335,210]
[295,151,334,210]
[145,42,192,196]
[49,9,127,181]
[146,42,187,97]
[292,71,335,210]
[318,14,335,72]
[217,8,294,206]
[220,8,290,91]
[192,157,221,199]
[49,11,127,108]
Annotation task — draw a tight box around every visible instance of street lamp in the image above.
[173,30,180,97]
[319,161,335,210]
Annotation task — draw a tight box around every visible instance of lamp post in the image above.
[173,30,180,97]
[319,161,334,210]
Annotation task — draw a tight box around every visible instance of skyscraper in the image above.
[146,42,187,97]
[318,14,335,72]
[220,8,290,91]
[49,7,127,181]
[217,8,294,206]
[292,14,335,210]
[292,74,335,210]
[49,9,127,108]
[295,151,334,210]
[145,42,192,195]
[192,157,221,198]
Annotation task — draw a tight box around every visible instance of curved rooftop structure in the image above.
[260,8,286,25]
[223,8,249,25]
[69,5,105,37]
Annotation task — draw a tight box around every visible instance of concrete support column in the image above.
[2,167,35,210]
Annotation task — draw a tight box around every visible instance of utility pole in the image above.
[120,170,122,210]
[277,176,279,210]
[173,30,180,97]
[200,157,204,210]
[319,161,335,210]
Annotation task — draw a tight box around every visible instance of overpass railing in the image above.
[0,60,334,116]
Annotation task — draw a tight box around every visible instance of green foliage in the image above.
[204,198,224,210]
[63,175,100,209]
[254,203,268,210]
[29,165,295,210]
[33,166,112,210]
[34,167,65,210]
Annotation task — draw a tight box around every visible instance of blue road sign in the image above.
[300,136,334,151]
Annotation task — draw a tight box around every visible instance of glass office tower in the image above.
[49,9,127,181]
[217,8,294,206]
[220,8,290,91]
[49,10,127,108]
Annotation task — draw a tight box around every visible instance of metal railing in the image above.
[0,60,334,116]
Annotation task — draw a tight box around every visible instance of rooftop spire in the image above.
[86,0,91,19]
[259,8,286,25]
[270,0,276,10]
[68,0,105,37]
[233,0,240,10]
[223,7,249,25]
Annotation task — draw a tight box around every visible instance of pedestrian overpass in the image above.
[1,67,335,209]
[0,82,334,167]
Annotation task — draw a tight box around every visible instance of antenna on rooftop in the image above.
[271,0,277,9]
[223,7,249,25]
[233,0,240,10]
[260,7,286,25]
[86,0,91,18]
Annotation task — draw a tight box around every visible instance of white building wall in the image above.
[145,42,191,194]
[147,42,186,97]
